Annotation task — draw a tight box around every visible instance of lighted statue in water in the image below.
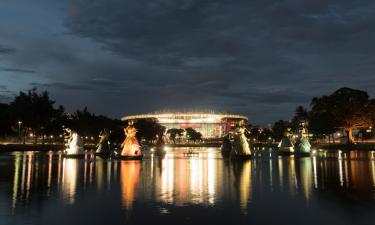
[278,127,294,153]
[96,128,111,155]
[64,128,84,155]
[231,120,251,158]
[294,122,311,154]
[121,120,142,157]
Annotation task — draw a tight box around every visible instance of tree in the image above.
[292,106,309,130]
[185,127,202,142]
[167,128,184,144]
[258,128,274,143]
[308,104,337,143]
[272,120,291,141]
[0,103,13,136]
[9,88,63,143]
[134,119,165,143]
[310,87,375,144]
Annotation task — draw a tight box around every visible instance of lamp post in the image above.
[18,121,22,143]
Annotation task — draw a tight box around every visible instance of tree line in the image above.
[0,88,204,145]
[0,88,124,144]
[265,87,375,144]
[1,87,374,145]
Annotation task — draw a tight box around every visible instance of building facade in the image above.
[121,112,248,138]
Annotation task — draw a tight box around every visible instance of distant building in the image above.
[121,112,248,138]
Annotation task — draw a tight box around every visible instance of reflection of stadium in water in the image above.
[122,112,248,138]
[6,149,375,213]
[151,149,225,205]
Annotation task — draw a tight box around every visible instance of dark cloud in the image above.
[66,0,375,64]
[1,0,374,125]
[62,0,375,122]
[30,82,93,91]
[0,45,15,54]
[0,67,35,73]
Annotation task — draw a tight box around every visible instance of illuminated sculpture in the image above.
[96,129,111,157]
[278,127,294,154]
[120,120,143,160]
[230,120,251,159]
[64,128,84,156]
[295,122,311,154]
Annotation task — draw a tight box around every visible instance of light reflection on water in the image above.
[1,148,375,225]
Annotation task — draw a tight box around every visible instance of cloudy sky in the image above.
[0,0,374,125]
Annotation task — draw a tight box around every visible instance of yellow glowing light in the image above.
[122,112,248,123]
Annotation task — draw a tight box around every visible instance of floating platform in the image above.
[117,155,143,161]
[277,151,311,157]
[294,152,311,157]
[95,152,112,159]
[183,151,199,157]
[230,154,252,160]
[277,151,294,156]
[63,154,86,159]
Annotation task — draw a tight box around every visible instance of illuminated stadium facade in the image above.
[121,112,248,138]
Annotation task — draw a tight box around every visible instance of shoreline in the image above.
[0,144,96,152]
[1,142,375,152]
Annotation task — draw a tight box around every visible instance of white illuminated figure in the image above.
[278,127,294,153]
[64,128,84,155]
[231,120,251,157]
[295,122,311,154]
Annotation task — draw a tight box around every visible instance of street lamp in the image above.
[17,121,22,143]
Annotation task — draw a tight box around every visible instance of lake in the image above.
[1,147,375,225]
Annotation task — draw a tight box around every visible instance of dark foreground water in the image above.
[1,148,375,225]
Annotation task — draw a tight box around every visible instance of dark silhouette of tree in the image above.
[63,107,125,144]
[0,103,13,136]
[310,87,375,144]
[167,128,184,144]
[309,109,336,142]
[134,119,165,143]
[258,128,275,143]
[185,127,202,142]
[9,88,63,143]
[272,120,291,141]
[292,106,309,130]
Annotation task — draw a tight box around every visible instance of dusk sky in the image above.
[1,0,374,125]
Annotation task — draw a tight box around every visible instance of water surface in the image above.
[1,148,375,225]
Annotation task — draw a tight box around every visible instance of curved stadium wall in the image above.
[121,112,248,138]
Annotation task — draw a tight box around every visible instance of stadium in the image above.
[121,112,248,139]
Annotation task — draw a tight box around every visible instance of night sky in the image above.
[1,0,374,125]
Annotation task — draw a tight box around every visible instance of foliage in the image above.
[292,106,308,130]
[134,119,165,143]
[185,127,202,142]
[272,120,291,141]
[166,128,185,144]
[0,88,127,144]
[0,103,13,136]
[310,87,375,143]
[6,88,64,142]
